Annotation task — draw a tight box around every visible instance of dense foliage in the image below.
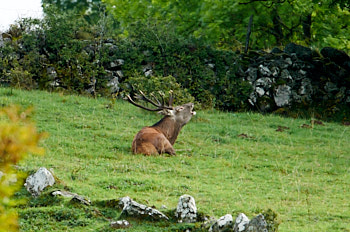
[0,5,253,111]
[0,105,45,231]
[104,0,350,51]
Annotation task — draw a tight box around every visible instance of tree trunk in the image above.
[272,9,283,45]
[302,14,312,44]
[244,15,254,54]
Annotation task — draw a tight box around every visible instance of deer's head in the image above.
[126,91,196,126]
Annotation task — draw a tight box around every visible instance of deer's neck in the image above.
[152,116,183,145]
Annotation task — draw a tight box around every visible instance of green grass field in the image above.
[1,87,349,231]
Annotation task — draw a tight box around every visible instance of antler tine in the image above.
[168,90,174,107]
[126,94,162,111]
[126,91,173,111]
[139,90,165,108]
[158,91,166,107]
[150,92,161,106]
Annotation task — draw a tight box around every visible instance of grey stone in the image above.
[270,66,280,77]
[47,67,57,79]
[52,190,91,206]
[208,63,215,69]
[299,69,307,76]
[110,62,118,68]
[274,84,292,107]
[248,92,257,105]
[255,87,265,97]
[233,213,250,232]
[118,196,169,221]
[107,77,120,93]
[145,69,153,77]
[245,67,258,83]
[116,70,124,78]
[255,77,273,88]
[110,59,124,68]
[116,59,125,66]
[175,194,197,223]
[209,214,233,232]
[110,220,130,229]
[246,214,268,232]
[24,167,55,197]
[299,79,313,96]
[284,58,292,66]
[258,65,271,76]
[280,69,292,80]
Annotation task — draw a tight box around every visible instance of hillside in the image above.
[1,87,349,231]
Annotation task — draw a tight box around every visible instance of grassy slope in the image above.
[1,87,349,231]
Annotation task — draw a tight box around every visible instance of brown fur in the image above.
[131,103,195,155]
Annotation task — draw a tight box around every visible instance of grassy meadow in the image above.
[1,87,349,231]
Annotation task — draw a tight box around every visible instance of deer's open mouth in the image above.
[191,104,196,115]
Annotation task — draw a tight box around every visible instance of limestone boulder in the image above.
[233,213,250,232]
[209,214,233,232]
[118,196,169,221]
[24,167,55,197]
[175,194,197,223]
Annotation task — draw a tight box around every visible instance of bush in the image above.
[0,105,45,231]
[0,7,253,112]
[118,22,252,110]
[123,75,195,106]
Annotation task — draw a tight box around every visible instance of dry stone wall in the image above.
[236,43,350,114]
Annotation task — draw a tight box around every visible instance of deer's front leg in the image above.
[157,137,176,155]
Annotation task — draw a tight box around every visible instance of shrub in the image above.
[123,75,195,106]
[0,105,45,231]
[118,22,252,110]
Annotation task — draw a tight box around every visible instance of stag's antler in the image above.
[126,90,174,111]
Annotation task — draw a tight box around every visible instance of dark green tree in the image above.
[103,0,349,51]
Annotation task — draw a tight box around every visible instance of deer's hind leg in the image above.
[132,141,159,155]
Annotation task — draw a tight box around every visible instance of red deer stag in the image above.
[126,91,196,155]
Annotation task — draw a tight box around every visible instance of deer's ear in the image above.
[158,109,174,116]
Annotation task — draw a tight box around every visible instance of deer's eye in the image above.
[176,106,184,112]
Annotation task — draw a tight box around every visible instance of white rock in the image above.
[24,167,55,197]
[258,65,271,76]
[175,194,197,223]
[209,214,233,232]
[116,70,124,78]
[118,196,169,221]
[145,69,153,77]
[116,59,125,66]
[274,84,292,107]
[208,63,215,69]
[110,220,130,229]
[233,213,250,232]
[107,77,119,93]
[256,87,265,97]
[52,190,91,205]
